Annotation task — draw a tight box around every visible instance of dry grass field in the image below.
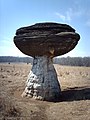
[0,63,90,120]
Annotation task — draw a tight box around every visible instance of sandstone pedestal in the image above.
[14,22,80,101]
[22,56,61,101]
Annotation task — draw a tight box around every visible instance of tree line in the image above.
[0,56,33,64]
[0,56,90,67]
[53,57,90,67]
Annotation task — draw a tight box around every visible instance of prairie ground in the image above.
[0,63,90,120]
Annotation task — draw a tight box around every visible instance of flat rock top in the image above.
[16,22,75,35]
[14,22,80,57]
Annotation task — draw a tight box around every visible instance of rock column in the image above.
[22,56,61,101]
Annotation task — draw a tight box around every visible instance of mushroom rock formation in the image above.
[14,22,80,101]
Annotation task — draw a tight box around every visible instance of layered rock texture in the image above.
[14,22,80,101]
[14,22,80,57]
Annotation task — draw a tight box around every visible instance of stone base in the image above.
[22,56,61,101]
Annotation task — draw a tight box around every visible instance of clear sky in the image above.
[0,0,90,57]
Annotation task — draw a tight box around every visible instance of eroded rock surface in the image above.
[14,22,80,57]
[22,56,61,101]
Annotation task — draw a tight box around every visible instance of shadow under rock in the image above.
[59,87,90,102]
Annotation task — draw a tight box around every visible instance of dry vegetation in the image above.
[0,63,90,120]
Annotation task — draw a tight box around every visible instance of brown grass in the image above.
[0,63,90,120]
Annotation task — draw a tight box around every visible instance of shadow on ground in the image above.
[59,87,90,102]
[40,87,90,102]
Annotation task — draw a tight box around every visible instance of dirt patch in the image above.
[0,96,21,120]
[0,63,90,120]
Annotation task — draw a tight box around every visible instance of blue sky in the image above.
[0,0,90,57]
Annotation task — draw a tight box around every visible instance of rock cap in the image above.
[14,22,80,57]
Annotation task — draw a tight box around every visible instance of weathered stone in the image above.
[14,23,80,57]
[22,56,61,101]
[13,22,80,101]
[16,22,75,35]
